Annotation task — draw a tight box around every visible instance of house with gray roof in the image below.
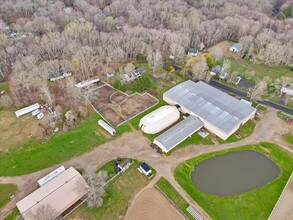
[229,43,243,53]
[187,48,198,56]
[163,80,256,140]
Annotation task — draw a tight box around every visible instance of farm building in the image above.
[229,43,243,53]
[154,116,203,153]
[163,80,256,141]
[15,103,40,118]
[98,119,116,136]
[16,167,89,220]
[187,48,198,56]
[139,105,180,134]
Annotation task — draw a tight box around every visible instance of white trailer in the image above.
[37,166,66,187]
[75,78,100,89]
[98,119,116,136]
[15,103,40,118]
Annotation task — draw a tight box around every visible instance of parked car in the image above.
[37,112,44,119]
[32,109,40,116]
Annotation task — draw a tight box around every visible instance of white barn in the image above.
[98,119,116,136]
[139,105,180,134]
[163,80,256,140]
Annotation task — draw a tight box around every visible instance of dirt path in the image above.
[0,110,292,219]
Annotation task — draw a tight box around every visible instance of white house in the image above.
[48,71,72,82]
[123,67,145,83]
[281,87,293,96]
[229,43,243,53]
[118,159,131,172]
[187,48,198,56]
[139,163,152,176]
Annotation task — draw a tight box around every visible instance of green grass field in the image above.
[3,207,19,220]
[218,120,256,144]
[68,160,152,220]
[174,143,293,220]
[156,177,194,219]
[0,112,132,176]
[224,58,291,80]
[284,133,293,145]
[0,184,17,209]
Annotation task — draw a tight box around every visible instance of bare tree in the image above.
[124,63,135,74]
[25,204,58,220]
[192,60,209,81]
[222,59,231,74]
[248,80,268,100]
[83,170,108,209]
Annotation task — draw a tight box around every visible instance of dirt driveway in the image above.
[0,110,292,219]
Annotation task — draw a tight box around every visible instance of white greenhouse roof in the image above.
[139,105,180,134]
[164,80,256,134]
[154,116,203,153]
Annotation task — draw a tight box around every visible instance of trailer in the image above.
[98,119,116,136]
[37,166,66,187]
[75,77,100,89]
[15,103,40,118]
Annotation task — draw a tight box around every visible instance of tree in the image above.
[124,63,135,74]
[131,76,152,92]
[169,43,185,63]
[83,170,108,209]
[25,205,58,220]
[222,59,231,74]
[248,80,268,100]
[191,60,209,81]
[205,53,215,68]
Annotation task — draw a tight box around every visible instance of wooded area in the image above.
[0,0,292,109]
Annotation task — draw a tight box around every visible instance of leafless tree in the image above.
[248,80,268,100]
[25,204,58,220]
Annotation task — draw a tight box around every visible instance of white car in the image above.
[37,113,44,120]
[32,109,40,116]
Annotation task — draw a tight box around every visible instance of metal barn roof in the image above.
[16,167,89,220]
[164,80,255,134]
[154,116,203,153]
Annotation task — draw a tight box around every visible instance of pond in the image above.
[191,150,280,196]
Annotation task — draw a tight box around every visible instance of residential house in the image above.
[210,65,223,76]
[118,159,131,172]
[139,162,152,176]
[281,87,293,96]
[48,71,72,82]
[123,66,145,83]
[229,43,243,53]
[187,48,198,56]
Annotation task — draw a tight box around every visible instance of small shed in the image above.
[187,48,198,56]
[15,103,40,118]
[139,162,152,176]
[98,119,116,136]
[229,43,243,53]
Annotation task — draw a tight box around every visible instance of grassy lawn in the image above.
[67,160,153,220]
[0,81,9,93]
[284,133,293,145]
[276,111,292,120]
[0,112,132,176]
[224,58,291,80]
[256,104,267,112]
[156,177,194,219]
[174,142,293,220]
[0,184,17,209]
[218,120,256,144]
[3,207,19,220]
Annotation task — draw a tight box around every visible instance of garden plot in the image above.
[87,84,158,127]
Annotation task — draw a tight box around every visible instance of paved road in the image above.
[0,110,292,219]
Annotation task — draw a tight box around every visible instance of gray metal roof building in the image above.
[163,80,256,140]
[154,116,203,153]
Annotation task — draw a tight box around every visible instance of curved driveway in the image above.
[0,110,292,219]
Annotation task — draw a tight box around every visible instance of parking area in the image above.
[87,84,158,127]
